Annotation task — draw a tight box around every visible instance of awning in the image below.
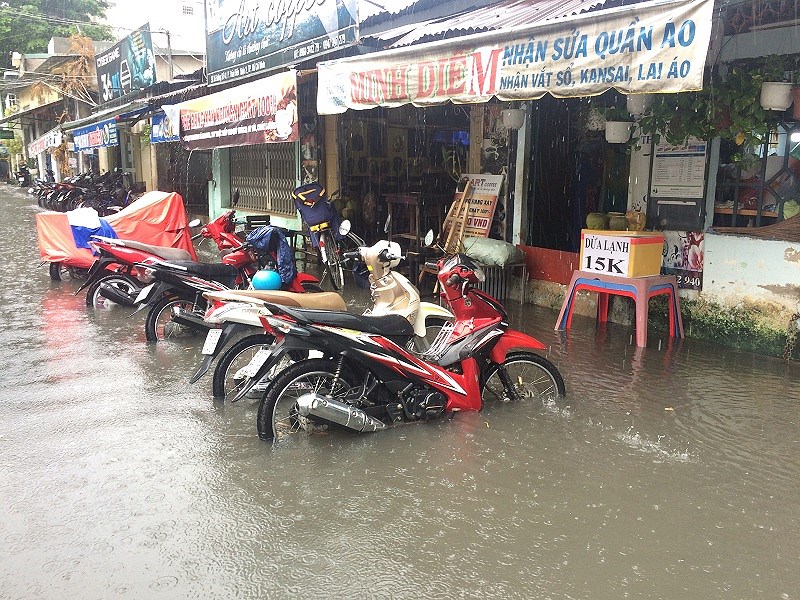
[61,101,150,133]
[364,0,608,48]
[318,0,715,114]
[0,99,63,126]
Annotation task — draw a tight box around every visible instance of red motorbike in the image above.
[75,207,248,308]
[254,253,565,441]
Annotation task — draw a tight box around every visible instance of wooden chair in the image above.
[418,176,472,291]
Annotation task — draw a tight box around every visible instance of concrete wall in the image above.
[703,231,800,318]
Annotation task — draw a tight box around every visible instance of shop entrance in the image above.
[338,104,470,245]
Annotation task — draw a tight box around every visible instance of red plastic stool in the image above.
[555,270,684,347]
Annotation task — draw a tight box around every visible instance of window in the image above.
[182,4,194,15]
[5,93,17,109]
[714,120,800,227]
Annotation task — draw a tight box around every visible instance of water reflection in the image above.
[1,187,799,598]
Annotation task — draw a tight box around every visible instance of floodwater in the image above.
[1,185,799,599]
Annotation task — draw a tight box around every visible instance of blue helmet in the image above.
[252,269,282,290]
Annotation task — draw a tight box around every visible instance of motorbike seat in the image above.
[94,237,193,262]
[205,289,347,311]
[265,303,414,338]
[166,260,238,281]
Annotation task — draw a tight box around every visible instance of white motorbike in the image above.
[191,237,453,401]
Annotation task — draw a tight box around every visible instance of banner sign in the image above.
[72,118,119,151]
[28,127,62,156]
[169,71,298,150]
[317,0,713,114]
[205,0,358,86]
[96,23,157,105]
[150,111,180,144]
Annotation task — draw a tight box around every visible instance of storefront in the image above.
[316,0,714,269]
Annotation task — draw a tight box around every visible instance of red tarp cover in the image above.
[36,191,198,268]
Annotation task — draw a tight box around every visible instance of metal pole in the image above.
[165,30,174,80]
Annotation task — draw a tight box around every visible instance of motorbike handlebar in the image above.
[424,261,439,271]
[446,273,461,287]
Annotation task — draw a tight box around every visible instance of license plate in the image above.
[201,328,223,355]
[242,347,271,378]
[135,283,156,304]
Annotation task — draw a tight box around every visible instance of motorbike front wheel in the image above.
[482,352,565,405]
[211,333,276,401]
[319,230,344,291]
[144,294,202,342]
[257,358,360,441]
[85,274,139,309]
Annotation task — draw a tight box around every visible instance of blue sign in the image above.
[150,111,180,144]
[73,118,119,151]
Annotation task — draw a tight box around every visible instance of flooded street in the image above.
[2,185,799,599]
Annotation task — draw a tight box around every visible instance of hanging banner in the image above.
[72,118,119,152]
[95,23,157,105]
[170,71,298,150]
[150,111,180,144]
[205,0,358,86]
[28,127,62,156]
[317,0,714,114]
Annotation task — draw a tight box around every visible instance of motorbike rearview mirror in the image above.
[338,219,352,237]
[231,189,240,207]
[423,229,435,247]
[383,214,391,234]
[188,218,202,228]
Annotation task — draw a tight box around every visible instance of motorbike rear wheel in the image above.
[257,358,360,441]
[85,274,139,309]
[211,333,276,401]
[49,262,86,281]
[482,352,565,405]
[320,229,344,291]
[144,294,202,342]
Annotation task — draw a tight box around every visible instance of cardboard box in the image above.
[579,230,665,278]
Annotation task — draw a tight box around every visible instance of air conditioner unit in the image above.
[2,71,19,80]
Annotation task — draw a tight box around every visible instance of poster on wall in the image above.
[662,230,704,290]
[650,138,707,198]
[317,0,714,114]
[95,23,156,105]
[168,71,298,151]
[205,0,358,85]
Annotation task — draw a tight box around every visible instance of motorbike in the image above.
[74,222,201,309]
[291,182,350,291]
[16,164,31,187]
[133,224,322,342]
[254,252,565,441]
[189,236,454,401]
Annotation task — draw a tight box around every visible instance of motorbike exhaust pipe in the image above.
[296,393,387,433]
[98,282,138,307]
[171,307,212,331]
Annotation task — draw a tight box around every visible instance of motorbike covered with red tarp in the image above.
[36,191,198,270]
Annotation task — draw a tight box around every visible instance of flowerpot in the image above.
[793,87,800,121]
[607,212,629,231]
[586,107,606,131]
[625,210,646,231]
[605,121,632,143]
[586,212,608,230]
[760,82,793,111]
[626,94,651,117]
